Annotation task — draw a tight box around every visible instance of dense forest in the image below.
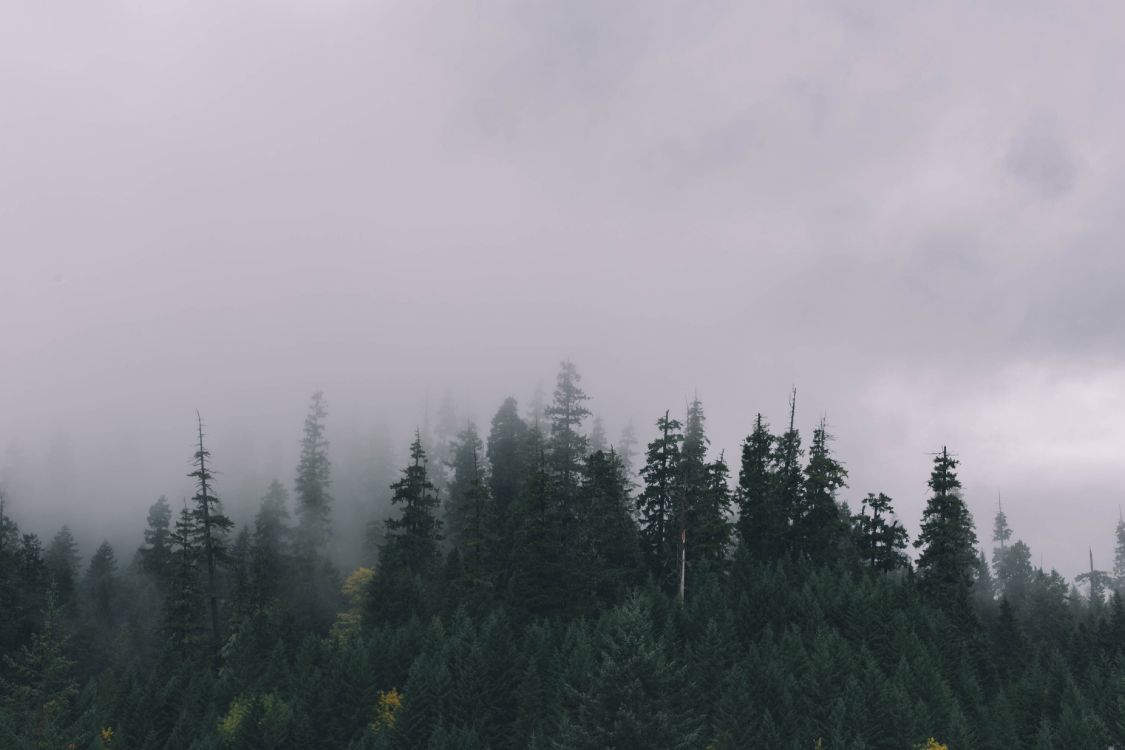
[2,362,1124,749]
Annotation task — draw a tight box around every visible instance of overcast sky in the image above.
[3,1,1125,576]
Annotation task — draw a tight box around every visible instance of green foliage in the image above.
[1,385,1121,749]
[914,448,979,613]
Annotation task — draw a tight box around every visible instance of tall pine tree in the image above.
[914,447,978,611]
[295,391,332,553]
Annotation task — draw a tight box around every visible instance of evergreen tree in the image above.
[138,496,173,585]
[486,397,527,530]
[380,434,443,577]
[552,597,700,749]
[799,417,848,564]
[446,426,496,607]
[735,414,780,562]
[546,361,591,521]
[992,497,1012,560]
[44,526,80,603]
[189,413,233,662]
[0,593,77,750]
[636,412,683,591]
[372,435,444,624]
[679,399,733,583]
[855,493,909,573]
[505,426,569,619]
[1076,548,1112,604]
[576,449,642,608]
[165,502,205,658]
[444,422,486,552]
[994,539,1035,609]
[914,447,978,611]
[82,540,119,624]
[773,390,804,557]
[295,391,332,553]
[252,480,292,606]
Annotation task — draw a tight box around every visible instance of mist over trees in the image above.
[1,362,1124,748]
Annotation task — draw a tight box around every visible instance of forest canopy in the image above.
[1,362,1123,749]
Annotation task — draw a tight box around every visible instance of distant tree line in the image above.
[1,364,1124,748]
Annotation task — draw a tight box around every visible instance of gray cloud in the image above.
[3,0,1125,577]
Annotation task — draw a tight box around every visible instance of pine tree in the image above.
[506,426,569,619]
[636,412,683,591]
[992,497,1012,559]
[486,398,528,531]
[444,422,486,552]
[165,502,205,659]
[679,399,732,585]
[381,434,443,574]
[0,592,78,749]
[295,391,332,553]
[545,361,591,516]
[552,597,700,749]
[994,539,1034,608]
[189,413,233,662]
[82,540,119,624]
[735,414,780,562]
[799,417,848,565]
[773,390,804,557]
[138,496,173,586]
[251,481,292,606]
[914,447,978,610]
[855,493,908,573]
[446,426,496,607]
[44,526,81,602]
[576,449,642,608]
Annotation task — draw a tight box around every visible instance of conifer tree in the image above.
[189,413,233,661]
[44,526,80,603]
[576,449,642,608]
[546,361,591,514]
[486,398,527,529]
[799,417,848,564]
[444,422,486,551]
[735,414,780,561]
[82,540,119,624]
[252,480,292,605]
[380,434,443,578]
[295,391,332,553]
[773,390,804,556]
[855,493,909,573]
[992,497,1012,558]
[914,447,978,610]
[506,426,569,618]
[165,502,205,658]
[446,426,495,605]
[0,592,77,749]
[679,399,732,582]
[994,539,1034,608]
[136,496,173,588]
[637,412,683,591]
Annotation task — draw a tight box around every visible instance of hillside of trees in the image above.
[2,362,1124,749]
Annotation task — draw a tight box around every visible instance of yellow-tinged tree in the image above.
[916,739,949,750]
[371,689,401,735]
[330,567,374,641]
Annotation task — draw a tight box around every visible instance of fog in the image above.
[4,1,1125,578]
